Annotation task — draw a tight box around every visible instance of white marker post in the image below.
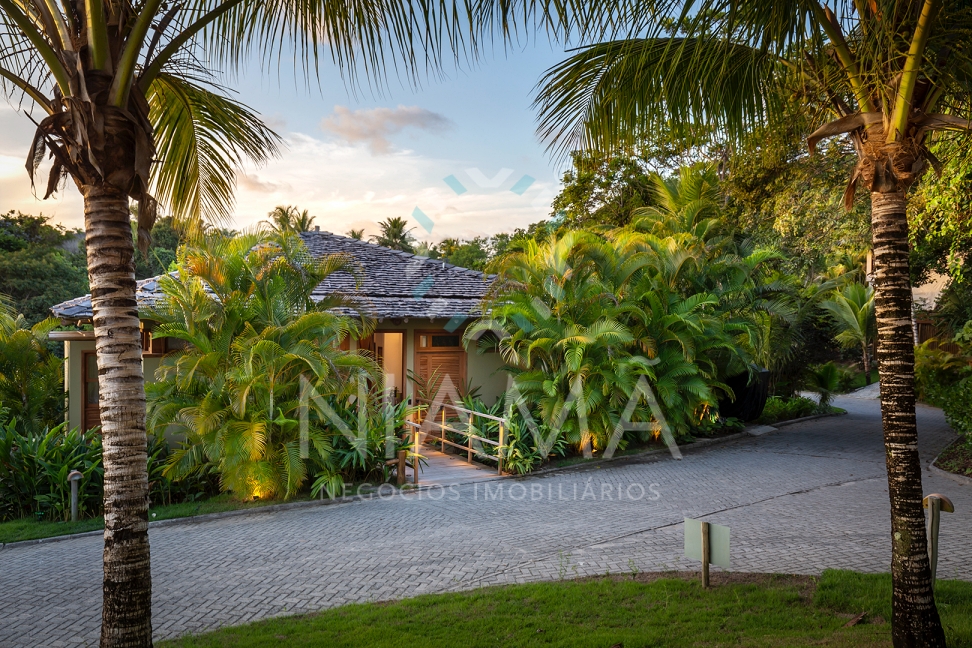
[923,493,955,588]
[684,517,730,587]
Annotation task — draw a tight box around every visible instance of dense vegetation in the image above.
[145,230,412,500]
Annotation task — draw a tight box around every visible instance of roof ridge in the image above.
[301,230,492,278]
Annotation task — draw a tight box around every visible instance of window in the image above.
[431,335,460,348]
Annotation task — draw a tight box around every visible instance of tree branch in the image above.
[0,0,72,94]
[0,65,54,112]
[808,0,876,113]
[140,0,247,89]
[109,0,165,106]
[37,0,74,51]
[85,0,111,71]
[888,0,941,143]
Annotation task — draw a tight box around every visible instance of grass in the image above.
[0,493,312,544]
[158,570,972,648]
[844,369,880,392]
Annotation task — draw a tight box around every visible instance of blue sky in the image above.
[0,40,573,243]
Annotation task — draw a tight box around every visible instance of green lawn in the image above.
[0,494,312,544]
[159,570,972,648]
[843,369,880,392]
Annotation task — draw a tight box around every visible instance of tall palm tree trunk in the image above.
[870,190,944,648]
[83,184,153,648]
[862,341,871,386]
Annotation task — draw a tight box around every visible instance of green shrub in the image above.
[757,396,819,425]
[0,416,219,521]
[0,419,103,521]
[804,362,842,406]
[0,299,64,436]
[914,336,972,441]
[147,231,397,500]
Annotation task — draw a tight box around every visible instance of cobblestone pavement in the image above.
[1,396,969,647]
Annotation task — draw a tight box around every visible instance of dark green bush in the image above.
[914,336,972,441]
[756,396,820,425]
[0,418,103,521]
[0,409,218,521]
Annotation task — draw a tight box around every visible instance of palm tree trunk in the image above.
[869,190,944,648]
[83,184,153,648]
[862,341,871,386]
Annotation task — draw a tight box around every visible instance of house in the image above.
[50,230,509,433]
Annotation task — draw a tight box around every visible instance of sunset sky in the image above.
[0,42,572,243]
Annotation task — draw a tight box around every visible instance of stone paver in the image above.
[1,396,969,647]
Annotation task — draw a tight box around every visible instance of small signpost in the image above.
[684,517,730,587]
[923,493,955,588]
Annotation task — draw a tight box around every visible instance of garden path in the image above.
[1,395,969,647]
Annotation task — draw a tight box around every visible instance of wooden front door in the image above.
[414,330,466,401]
[82,351,101,432]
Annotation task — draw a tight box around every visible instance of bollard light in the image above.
[67,470,83,522]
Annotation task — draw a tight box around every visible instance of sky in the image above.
[0,41,573,244]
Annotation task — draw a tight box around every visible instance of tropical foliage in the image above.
[0,299,63,435]
[0,417,102,522]
[145,230,411,500]
[469,166,794,453]
[264,206,317,234]
[820,283,877,384]
[0,212,88,325]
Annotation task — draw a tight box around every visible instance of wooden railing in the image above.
[406,399,507,475]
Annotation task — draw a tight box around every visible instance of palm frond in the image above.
[148,71,281,226]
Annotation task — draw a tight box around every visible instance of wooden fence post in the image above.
[498,423,505,475]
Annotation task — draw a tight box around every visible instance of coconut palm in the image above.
[821,283,877,384]
[265,205,316,233]
[0,0,473,640]
[534,3,971,641]
[370,216,416,252]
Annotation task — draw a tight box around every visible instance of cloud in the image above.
[231,132,556,242]
[238,173,288,194]
[320,105,453,154]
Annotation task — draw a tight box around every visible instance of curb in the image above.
[0,475,521,551]
[528,431,749,477]
[771,411,847,428]
[0,489,396,551]
[928,442,972,487]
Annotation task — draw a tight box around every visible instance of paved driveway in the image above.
[1,396,969,647]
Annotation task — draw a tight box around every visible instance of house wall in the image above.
[63,318,510,431]
[64,339,165,432]
[64,339,93,432]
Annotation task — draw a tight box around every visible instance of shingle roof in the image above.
[51,231,494,321]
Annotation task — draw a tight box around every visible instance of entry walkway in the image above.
[1,395,969,647]
[412,446,503,487]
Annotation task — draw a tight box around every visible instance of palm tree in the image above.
[370,217,416,252]
[0,0,467,642]
[534,3,971,642]
[146,230,376,500]
[821,283,877,384]
[805,361,842,407]
[346,228,365,240]
[265,205,316,233]
[469,230,746,451]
